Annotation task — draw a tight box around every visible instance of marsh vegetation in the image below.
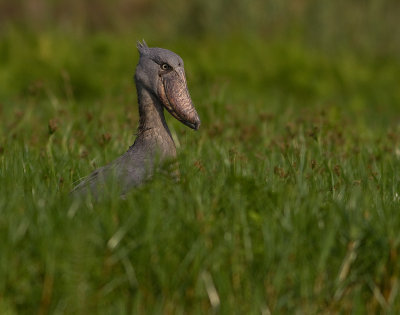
[1,0,400,313]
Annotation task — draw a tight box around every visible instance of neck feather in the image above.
[136,85,168,133]
[135,84,175,148]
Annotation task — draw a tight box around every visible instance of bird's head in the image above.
[135,40,201,130]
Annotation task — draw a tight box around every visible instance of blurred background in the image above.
[0,0,400,96]
[1,1,399,79]
[1,0,399,50]
[0,0,399,134]
[1,2,400,313]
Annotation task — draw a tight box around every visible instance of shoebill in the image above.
[72,41,200,197]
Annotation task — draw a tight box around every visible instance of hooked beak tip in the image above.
[184,117,200,130]
[194,119,201,130]
[190,115,201,130]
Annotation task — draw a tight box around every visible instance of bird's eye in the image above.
[161,63,171,70]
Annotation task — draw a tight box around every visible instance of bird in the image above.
[71,40,200,198]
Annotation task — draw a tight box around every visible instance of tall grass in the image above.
[1,1,400,313]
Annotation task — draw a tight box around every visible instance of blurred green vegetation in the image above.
[1,0,400,56]
[1,0,400,313]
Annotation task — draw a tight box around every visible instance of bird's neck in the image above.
[135,84,175,146]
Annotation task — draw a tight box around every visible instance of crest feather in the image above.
[137,39,149,55]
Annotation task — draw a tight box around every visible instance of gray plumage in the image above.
[71,41,200,197]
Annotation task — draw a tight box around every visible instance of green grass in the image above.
[1,30,400,314]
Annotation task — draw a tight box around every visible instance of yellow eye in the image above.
[161,63,171,70]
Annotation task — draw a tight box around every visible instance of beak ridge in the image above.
[158,67,200,130]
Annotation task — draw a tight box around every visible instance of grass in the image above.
[0,29,400,314]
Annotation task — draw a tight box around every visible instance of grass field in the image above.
[1,18,400,314]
